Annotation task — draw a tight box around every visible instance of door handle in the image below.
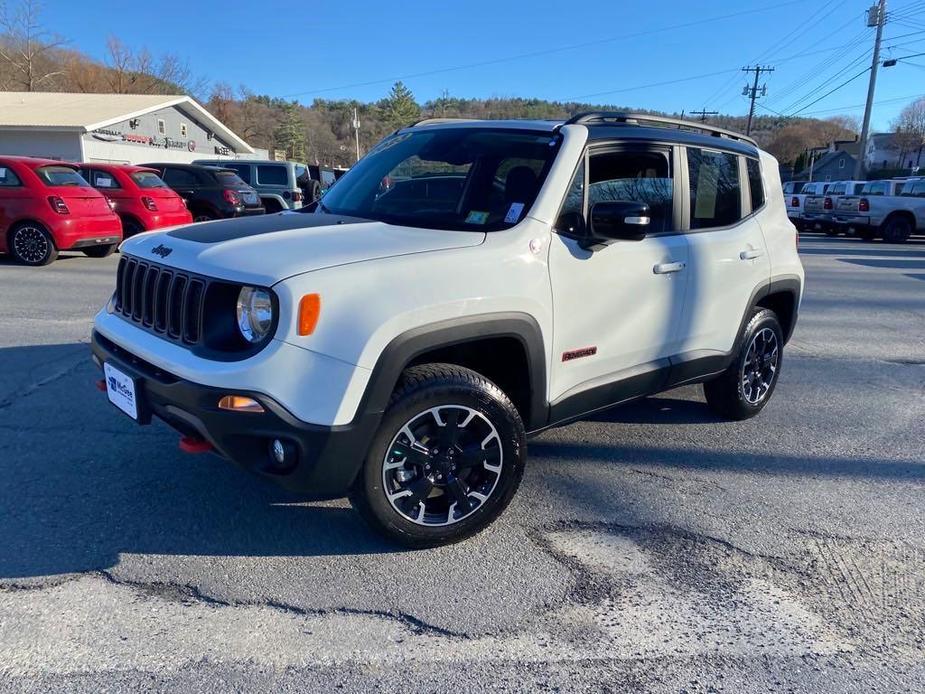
[653,261,686,274]
[740,249,764,260]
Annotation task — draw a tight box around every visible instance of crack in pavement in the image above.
[88,570,466,639]
[0,350,89,412]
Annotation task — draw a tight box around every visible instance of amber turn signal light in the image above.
[217,395,265,413]
[298,293,321,336]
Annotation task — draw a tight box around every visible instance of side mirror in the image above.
[581,201,651,249]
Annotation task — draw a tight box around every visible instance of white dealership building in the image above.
[0,92,254,164]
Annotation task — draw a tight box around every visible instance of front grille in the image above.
[114,255,207,346]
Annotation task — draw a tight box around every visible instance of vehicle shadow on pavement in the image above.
[528,439,925,483]
[0,344,399,580]
[584,394,724,425]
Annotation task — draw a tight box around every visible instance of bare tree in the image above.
[0,0,65,90]
[893,98,925,169]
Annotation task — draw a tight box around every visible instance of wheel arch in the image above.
[752,276,801,343]
[358,313,548,431]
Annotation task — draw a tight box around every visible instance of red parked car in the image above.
[78,163,193,237]
[0,156,122,266]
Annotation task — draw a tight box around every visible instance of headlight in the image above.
[236,287,274,344]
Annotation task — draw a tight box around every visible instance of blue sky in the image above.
[49,0,925,131]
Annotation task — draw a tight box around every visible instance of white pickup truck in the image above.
[802,180,865,235]
[786,181,830,231]
[833,179,924,242]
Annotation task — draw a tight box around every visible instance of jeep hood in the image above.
[120,213,485,286]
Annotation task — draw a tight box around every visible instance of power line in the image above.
[277,0,807,99]
[797,91,924,115]
[789,66,872,115]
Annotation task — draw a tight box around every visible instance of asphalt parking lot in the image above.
[0,234,923,692]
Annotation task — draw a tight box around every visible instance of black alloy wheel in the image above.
[351,364,525,548]
[382,405,504,527]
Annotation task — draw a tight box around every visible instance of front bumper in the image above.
[91,330,378,498]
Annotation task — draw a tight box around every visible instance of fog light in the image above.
[267,438,297,471]
[218,395,265,413]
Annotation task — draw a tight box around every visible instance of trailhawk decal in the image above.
[562,346,598,362]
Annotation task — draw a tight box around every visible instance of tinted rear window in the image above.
[131,171,168,188]
[746,158,764,210]
[223,164,251,183]
[215,170,248,187]
[0,166,22,186]
[256,165,288,186]
[37,166,89,187]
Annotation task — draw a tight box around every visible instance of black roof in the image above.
[585,125,759,157]
[141,162,233,171]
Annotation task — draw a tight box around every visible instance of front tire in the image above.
[9,223,58,266]
[704,308,784,421]
[350,364,526,548]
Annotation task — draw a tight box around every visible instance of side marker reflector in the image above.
[298,293,321,336]
[179,436,213,454]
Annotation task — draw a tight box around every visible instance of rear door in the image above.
[677,148,770,360]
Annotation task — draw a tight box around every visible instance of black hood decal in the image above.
[167,212,369,244]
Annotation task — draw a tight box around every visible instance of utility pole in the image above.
[742,65,774,136]
[690,108,719,123]
[854,0,887,180]
[352,107,361,163]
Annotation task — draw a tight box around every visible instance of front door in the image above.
[547,144,690,420]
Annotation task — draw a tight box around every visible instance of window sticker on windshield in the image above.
[504,202,525,224]
[466,210,489,225]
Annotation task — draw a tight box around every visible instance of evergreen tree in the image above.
[381,81,421,129]
[273,102,306,161]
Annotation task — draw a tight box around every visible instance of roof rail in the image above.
[563,112,757,147]
[409,117,479,128]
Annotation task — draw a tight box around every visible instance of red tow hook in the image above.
[179,436,213,454]
[95,379,107,392]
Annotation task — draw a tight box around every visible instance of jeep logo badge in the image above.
[151,244,173,258]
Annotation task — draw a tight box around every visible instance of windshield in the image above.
[37,166,89,187]
[131,171,168,188]
[319,128,561,231]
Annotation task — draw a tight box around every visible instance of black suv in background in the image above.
[142,163,265,222]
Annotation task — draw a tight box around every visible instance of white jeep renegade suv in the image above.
[92,113,804,547]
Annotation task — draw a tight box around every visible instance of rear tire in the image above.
[856,228,876,241]
[704,308,784,421]
[9,223,58,266]
[121,218,144,238]
[350,364,526,548]
[192,211,214,223]
[82,244,117,258]
[824,227,840,237]
[881,216,913,244]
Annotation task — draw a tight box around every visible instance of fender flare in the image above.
[742,275,802,344]
[355,312,549,431]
